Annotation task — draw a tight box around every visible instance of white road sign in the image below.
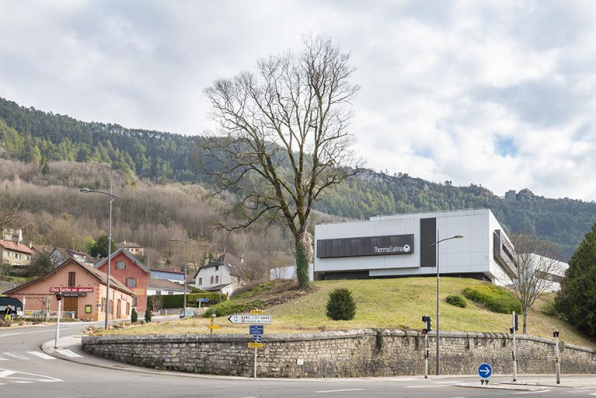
[228,314,272,324]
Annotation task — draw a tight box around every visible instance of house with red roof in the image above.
[3,258,134,321]
[0,239,33,266]
[94,249,150,313]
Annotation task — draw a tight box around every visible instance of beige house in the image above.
[117,240,144,256]
[4,258,134,321]
[0,239,33,266]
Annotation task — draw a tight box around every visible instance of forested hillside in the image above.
[1,96,595,261]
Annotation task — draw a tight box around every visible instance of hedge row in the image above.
[462,284,521,314]
[202,300,266,318]
[148,293,227,309]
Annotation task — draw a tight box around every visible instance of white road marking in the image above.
[12,381,35,384]
[315,389,365,393]
[511,390,551,395]
[56,349,82,358]
[0,368,62,383]
[0,370,17,378]
[0,358,7,361]
[27,351,55,360]
[2,352,28,360]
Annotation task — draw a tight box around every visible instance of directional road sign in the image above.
[196,298,210,303]
[228,314,272,324]
[478,363,493,379]
[252,334,263,343]
[248,342,264,349]
[249,325,264,335]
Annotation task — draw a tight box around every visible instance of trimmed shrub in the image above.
[446,294,467,308]
[202,300,266,318]
[131,308,138,323]
[144,308,152,323]
[326,288,357,321]
[463,284,522,314]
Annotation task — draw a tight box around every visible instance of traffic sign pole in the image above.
[555,329,560,384]
[512,311,517,382]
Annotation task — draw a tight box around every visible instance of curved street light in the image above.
[431,233,464,375]
[170,238,192,318]
[80,185,121,330]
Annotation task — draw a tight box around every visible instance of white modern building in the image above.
[314,209,517,282]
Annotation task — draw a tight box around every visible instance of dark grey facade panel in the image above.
[420,218,437,267]
[316,234,414,259]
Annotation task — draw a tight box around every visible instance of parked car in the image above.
[180,309,196,319]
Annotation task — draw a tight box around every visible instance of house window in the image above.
[117,261,126,269]
[210,276,214,284]
[215,266,219,271]
[85,305,92,314]
[156,291,161,295]
[101,298,106,313]
[126,278,137,288]
[133,297,137,307]
[68,272,76,287]
[126,302,130,316]
[168,291,173,295]
[198,278,202,285]
[215,275,219,284]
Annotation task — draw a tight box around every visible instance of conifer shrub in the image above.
[145,308,152,323]
[462,284,521,314]
[131,308,138,323]
[446,294,467,308]
[326,288,356,321]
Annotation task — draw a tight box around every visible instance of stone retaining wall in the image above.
[82,329,596,378]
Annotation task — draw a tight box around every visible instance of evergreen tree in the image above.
[91,235,115,258]
[556,223,596,337]
[326,288,357,321]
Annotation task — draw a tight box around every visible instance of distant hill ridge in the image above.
[1,96,595,260]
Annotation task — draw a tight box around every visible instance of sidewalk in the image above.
[41,334,596,388]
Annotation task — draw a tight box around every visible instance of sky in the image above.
[1,0,595,201]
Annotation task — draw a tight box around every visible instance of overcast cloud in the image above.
[1,0,595,200]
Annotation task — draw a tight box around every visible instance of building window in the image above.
[215,266,219,271]
[68,272,76,287]
[198,277,202,285]
[85,305,92,314]
[117,261,126,269]
[110,300,114,316]
[210,276,214,284]
[132,297,137,307]
[101,298,106,313]
[215,275,219,284]
[126,278,137,288]
[156,291,161,295]
[168,291,173,295]
[126,302,130,316]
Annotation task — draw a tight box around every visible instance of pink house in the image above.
[3,259,134,321]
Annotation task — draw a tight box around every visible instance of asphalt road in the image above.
[1,323,595,398]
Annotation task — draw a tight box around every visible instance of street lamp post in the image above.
[431,233,464,376]
[80,181,121,330]
[170,237,191,317]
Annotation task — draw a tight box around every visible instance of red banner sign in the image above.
[50,287,94,293]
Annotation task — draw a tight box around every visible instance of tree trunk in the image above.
[295,238,310,290]
[523,308,528,334]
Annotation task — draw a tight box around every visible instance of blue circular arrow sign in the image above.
[478,363,493,379]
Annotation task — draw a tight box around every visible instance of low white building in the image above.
[147,278,191,296]
[314,209,517,282]
[193,253,244,297]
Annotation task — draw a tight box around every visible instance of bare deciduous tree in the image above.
[507,233,564,334]
[202,35,362,289]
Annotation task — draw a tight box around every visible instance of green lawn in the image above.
[103,277,596,349]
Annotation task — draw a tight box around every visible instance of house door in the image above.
[117,299,122,319]
[63,297,78,318]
